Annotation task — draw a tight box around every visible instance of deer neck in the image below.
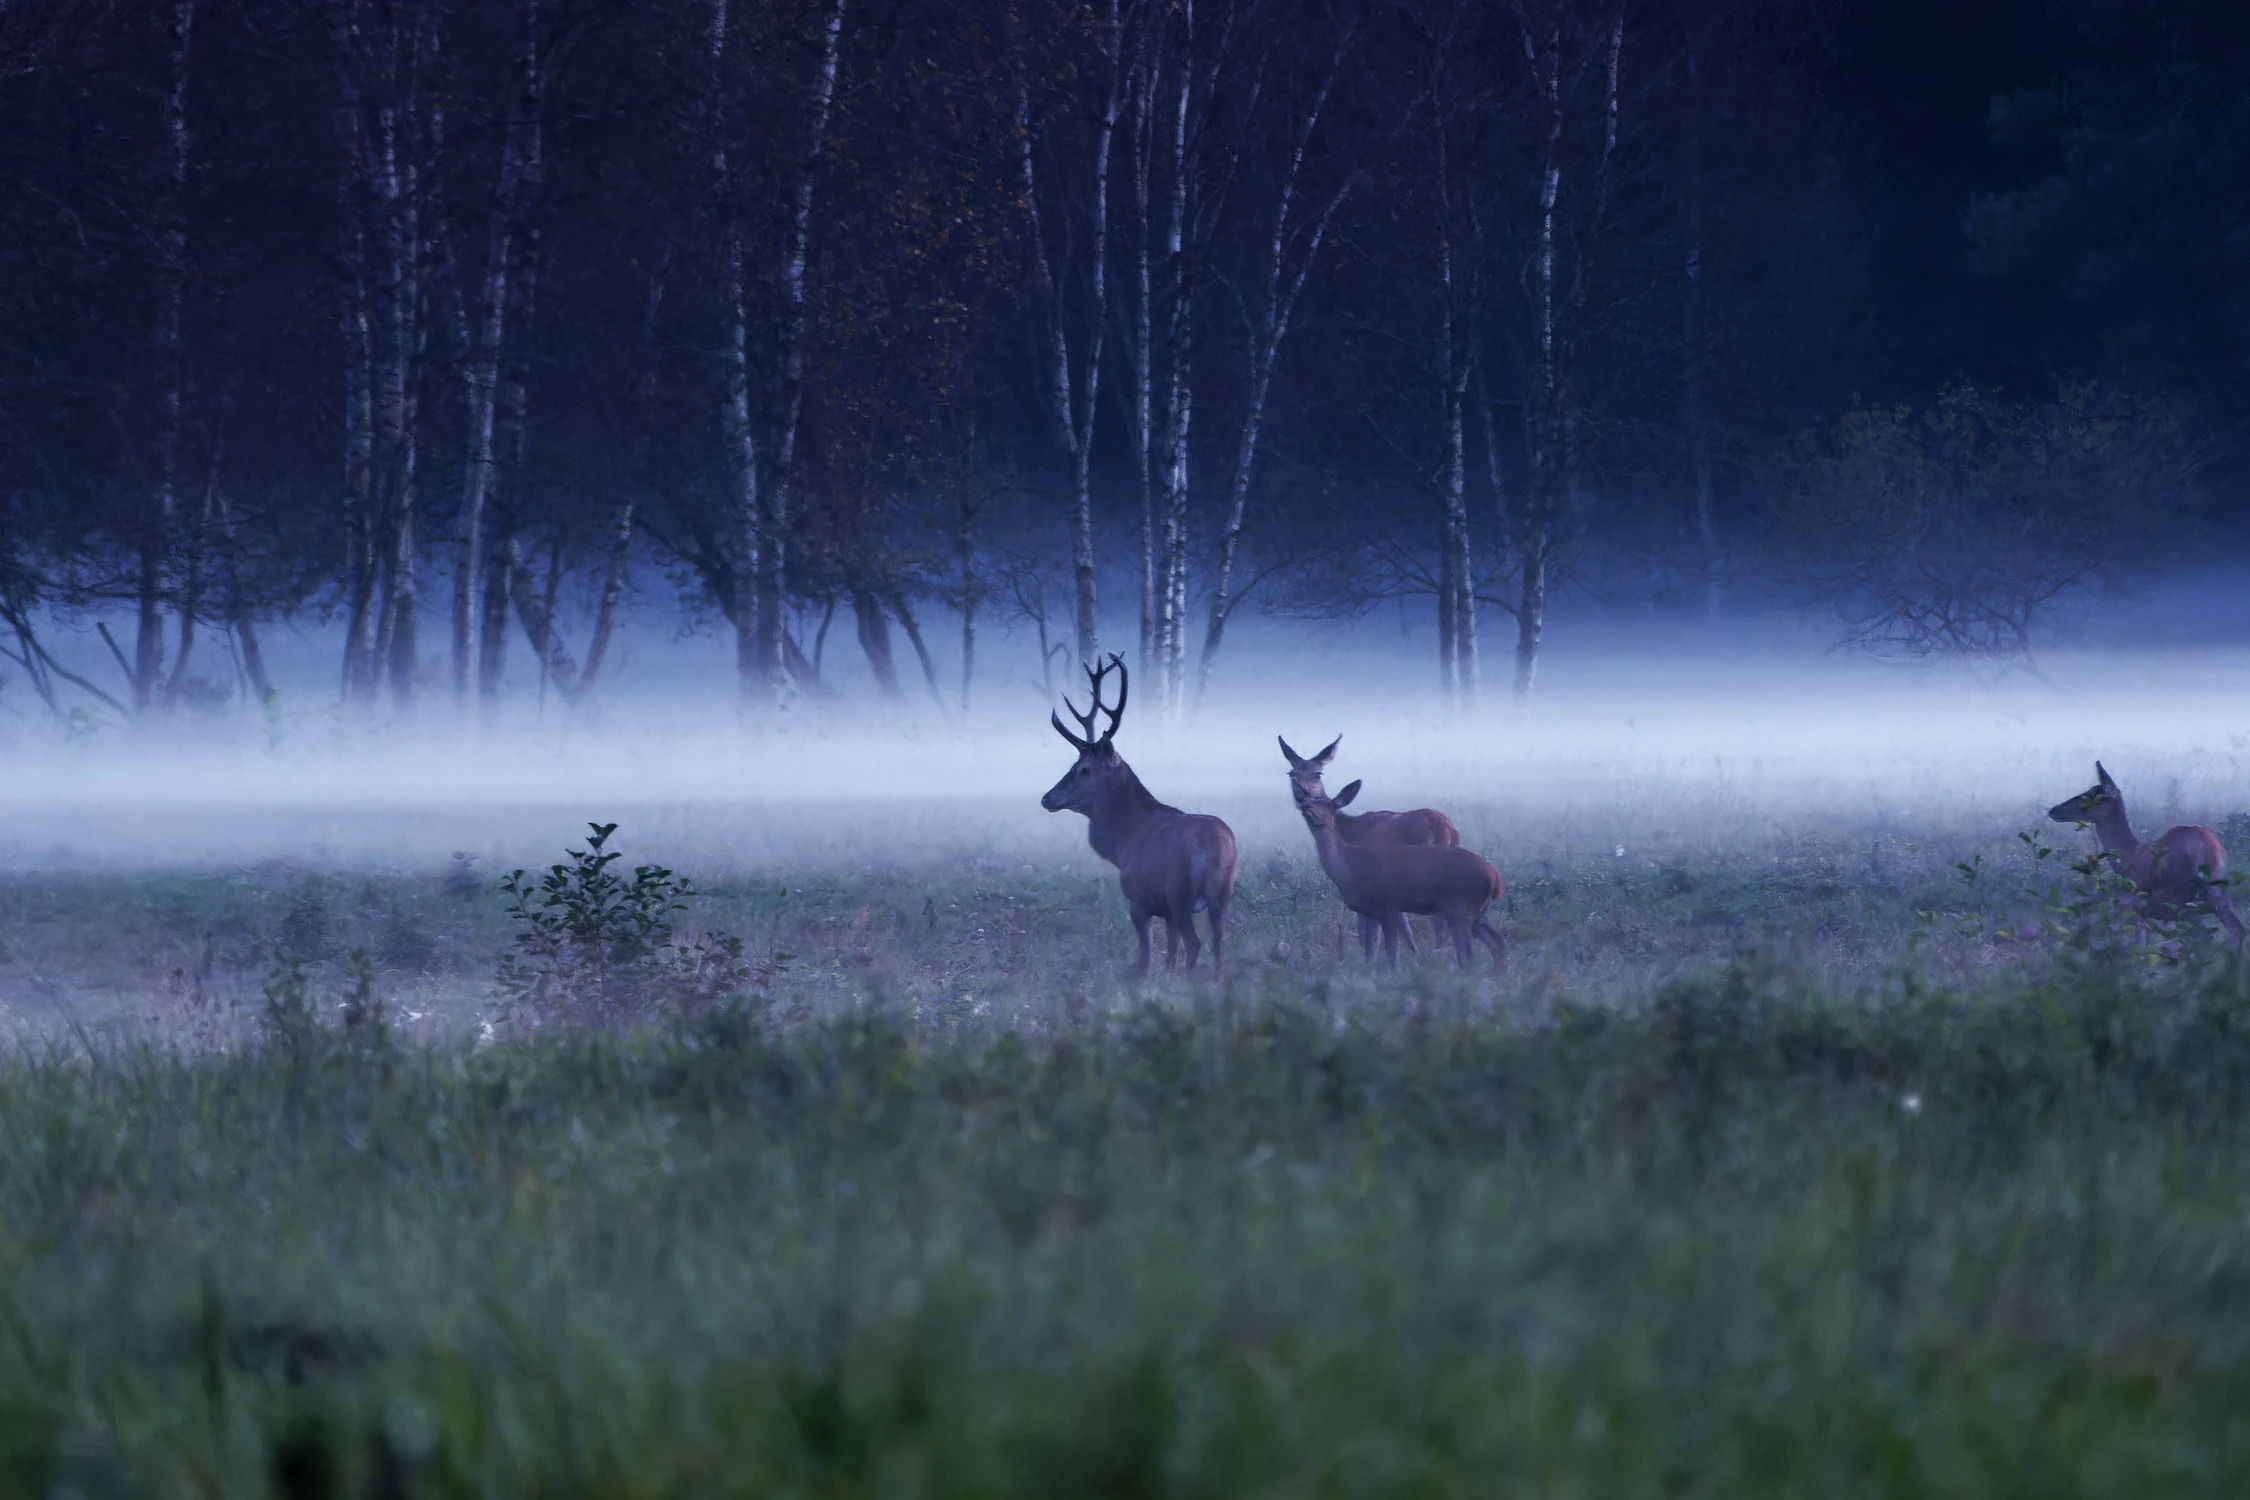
[1304,817,1360,899]
[1083,766,1164,867]
[2093,801,2140,858]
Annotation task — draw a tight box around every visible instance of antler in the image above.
[1051,654,1129,751]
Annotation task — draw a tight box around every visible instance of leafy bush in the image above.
[495,821,781,1027]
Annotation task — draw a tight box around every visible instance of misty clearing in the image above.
[6,0,2250,1490]
[0,656,2246,1494]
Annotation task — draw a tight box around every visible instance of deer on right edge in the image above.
[2048,761,2244,951]
[1279,735,1462,962]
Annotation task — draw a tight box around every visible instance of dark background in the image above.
[0,0,2240,720]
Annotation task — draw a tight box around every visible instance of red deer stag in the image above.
[1293,788,1505,968]
[2048,762,2243,950]
[1278,735,1461,962]
[1042,655,1238,974]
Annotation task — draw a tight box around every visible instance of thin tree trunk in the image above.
[1435,97,1476,711]
[578,496,634,691]
[368,21,429,718]
[140,0,195,714]
[850,586,899,697]
[505,534,580,697]
[480,526,513,700]
[573,243,666,701]
[535,534,564,707]
[889,591,947,710]
[754,0,847,701]
[1518,17,1564,704]
[1441,339,1475,703]
[954,414,979,715]
[329,0,379,704]
[1155,13,1192,717]
[211,492,273,703]
[1013,0,1121,667]
[1196,66,1343,701]
[1683,41,1718,619]
[454,0,541,708]
[1127,31,1156,678]
[483,179,543,710]
[163,439,218,703]
[704,0,760,704]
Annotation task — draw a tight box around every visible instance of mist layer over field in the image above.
[4,632,2246,1047]
[6,641,2247,875]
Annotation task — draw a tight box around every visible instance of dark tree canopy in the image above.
[0,0,2237,725]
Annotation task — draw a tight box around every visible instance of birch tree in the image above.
[1013,0,1123,668]
[1195,29,1348,702]
[452,0,544,710]
[135,0,195,713]
[749,0,846,703]
[327,0,439,713]
[1504,0,1623,702]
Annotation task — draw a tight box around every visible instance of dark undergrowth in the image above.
[9,956,2250,1496]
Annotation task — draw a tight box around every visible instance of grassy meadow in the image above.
[4,708,2250,1496]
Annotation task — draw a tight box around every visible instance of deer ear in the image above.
[1336,780,1362,807]
[1278,736,1304,768]
[2097,761,2116,790]
[1314,735,1341,767]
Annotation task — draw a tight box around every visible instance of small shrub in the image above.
[279,878,331,961]
[495,822,783,1027]
[260,953,320,1051]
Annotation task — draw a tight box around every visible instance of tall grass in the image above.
[8,954,2250,1496]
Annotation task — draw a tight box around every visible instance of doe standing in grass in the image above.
[1291,783,1506,969]
[1278,734,1461,962]
[2048,761,2244,950]
[1042,655,1238,975]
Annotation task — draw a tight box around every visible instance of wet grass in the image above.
[7,959,2250,1494]
[2,802,2246,1494]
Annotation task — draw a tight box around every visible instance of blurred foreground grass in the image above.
[9,956,2250,1496]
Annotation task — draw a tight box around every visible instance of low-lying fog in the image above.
[6,617,2248,875]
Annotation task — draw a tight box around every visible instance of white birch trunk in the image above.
[1013,0,1121,667]
[755,0,847,700]
[454,0,540,707]
[1196,68,1343,701]
[140,0,195,713]
[1683,41,1718,619]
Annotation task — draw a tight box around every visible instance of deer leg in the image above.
[1207,891,1227,974]
[2209,882,2245,952]
[1132,908,1154,977]
[1472,915,1507,968]
[1164,913,1182,970]
[1380,912,1415,963]
[1452,913,1474,967]
[1357,912,1379,961]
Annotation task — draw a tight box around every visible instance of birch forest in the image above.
[0,0,2240,724]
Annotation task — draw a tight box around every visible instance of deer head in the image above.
[2048,761,2123,825]
[1041,654,1131,813]
[1277,734,1343,812]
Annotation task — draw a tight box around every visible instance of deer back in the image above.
[2126,824,2228,908]
[1336,839,1500,918]
[1336,803,1461,849]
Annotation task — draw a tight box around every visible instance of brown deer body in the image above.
[1293,787,1504,968]
[2048,762,2244,950]
[1043,656,1238,974]
[1279,735,1461,962]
